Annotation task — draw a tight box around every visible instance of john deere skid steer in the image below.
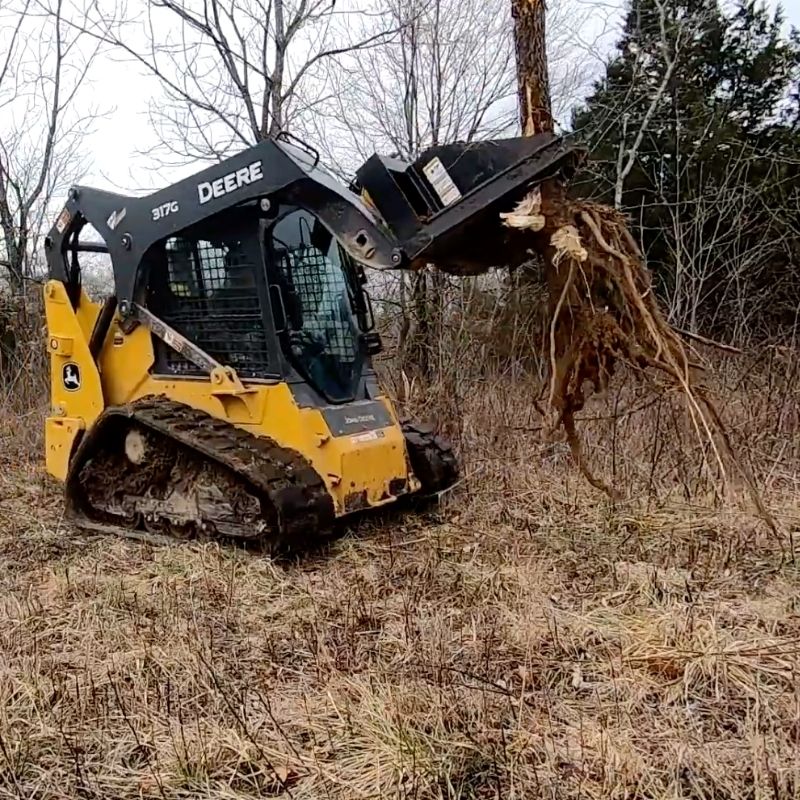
[43,131,579,549]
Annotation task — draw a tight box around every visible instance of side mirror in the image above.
[361,331,383,355]
[360,289,376,331]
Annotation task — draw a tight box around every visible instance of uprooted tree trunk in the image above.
[440,0,774,527]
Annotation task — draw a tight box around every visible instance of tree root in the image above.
[491,191,777,533]
[420,186,777,533]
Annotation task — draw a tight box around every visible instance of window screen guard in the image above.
[153,234,272,379]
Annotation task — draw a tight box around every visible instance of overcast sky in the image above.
[64,0,800,196]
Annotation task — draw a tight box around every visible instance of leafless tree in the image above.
[307,0,611,171]
[295,0,517,379]
[308,0,515,169]
[79,0,401,167]
[569,0,689,211]
[0,0,102,291]
[546,0,617,129]
[660,144,798,342]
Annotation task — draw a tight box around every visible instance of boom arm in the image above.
[44,136,403,312]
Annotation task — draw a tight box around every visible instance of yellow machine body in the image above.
[43,280,418,518]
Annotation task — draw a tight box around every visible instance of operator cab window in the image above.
[146,221,271,379]
[268,208,364,402]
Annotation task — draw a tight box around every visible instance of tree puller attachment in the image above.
[42,131,581,549]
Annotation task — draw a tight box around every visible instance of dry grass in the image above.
[1,348,799,799]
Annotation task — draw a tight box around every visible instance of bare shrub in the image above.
[0,289,47,463]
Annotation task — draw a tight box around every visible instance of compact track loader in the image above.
[43,131,580,549]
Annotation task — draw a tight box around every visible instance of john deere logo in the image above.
[62,363,81,391]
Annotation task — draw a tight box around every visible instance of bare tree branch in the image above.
[0,0,32,90]
[614,0,679,209]
[76,0,401,165]
[0,0,100,287]
[22,0,63,218]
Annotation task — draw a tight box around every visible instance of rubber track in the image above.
[67,396,335,545]
[401,420,459,494]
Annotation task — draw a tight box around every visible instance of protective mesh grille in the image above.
[288,246,358,362]
[157,237,270,378]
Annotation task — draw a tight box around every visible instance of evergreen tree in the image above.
[572,0,800,338]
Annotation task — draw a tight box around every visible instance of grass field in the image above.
[0,353,799,799]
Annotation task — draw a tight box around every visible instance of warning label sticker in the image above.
[423,157,463,207]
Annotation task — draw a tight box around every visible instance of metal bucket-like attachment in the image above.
[354,134,585,274]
